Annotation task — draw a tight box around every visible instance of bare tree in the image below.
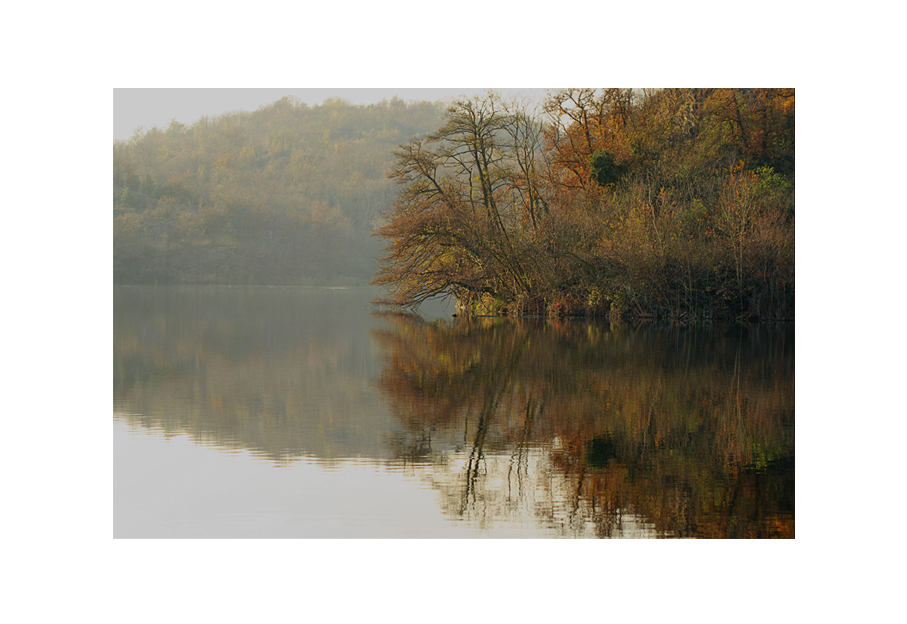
[373,92,546,310]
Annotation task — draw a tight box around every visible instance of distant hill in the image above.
[113,96,446,284]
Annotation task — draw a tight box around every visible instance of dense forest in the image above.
[114,89,793,320]
[113,96,445,284]
[374,89,794,320]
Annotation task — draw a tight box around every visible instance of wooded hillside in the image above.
[113,96,445,284]
[374,89,794,320]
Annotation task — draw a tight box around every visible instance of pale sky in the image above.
[113,88,552,141]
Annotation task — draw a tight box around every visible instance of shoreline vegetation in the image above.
[373,89,793,321]
[114,89,793,321]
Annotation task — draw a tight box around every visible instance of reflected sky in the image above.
[114,419,660,538]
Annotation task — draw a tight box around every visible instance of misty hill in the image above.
[113,96,446,284]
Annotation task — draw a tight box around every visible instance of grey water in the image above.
[113,285,793,538]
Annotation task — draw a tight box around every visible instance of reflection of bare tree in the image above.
[506,396,537,506]
[373,314,794,538]
[461,329,526,515]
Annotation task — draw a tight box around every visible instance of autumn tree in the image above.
[373,92,548,311]
[531,88,794,320]
[541,88,634,192]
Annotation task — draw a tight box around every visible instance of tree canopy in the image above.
[373,88,794,320]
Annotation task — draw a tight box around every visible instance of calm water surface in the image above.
[114,285,794,538]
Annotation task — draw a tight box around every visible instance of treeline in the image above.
[113,96,445,284]
[374,89,794,320]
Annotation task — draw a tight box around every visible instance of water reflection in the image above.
[114,286,793,537]
[372,314,794,538]
[114,285,396,464]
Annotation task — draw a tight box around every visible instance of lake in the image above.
[113,285,794,538]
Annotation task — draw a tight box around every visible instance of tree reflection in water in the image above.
[372,313,794,538]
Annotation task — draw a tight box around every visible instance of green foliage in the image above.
[588,149,626,187]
